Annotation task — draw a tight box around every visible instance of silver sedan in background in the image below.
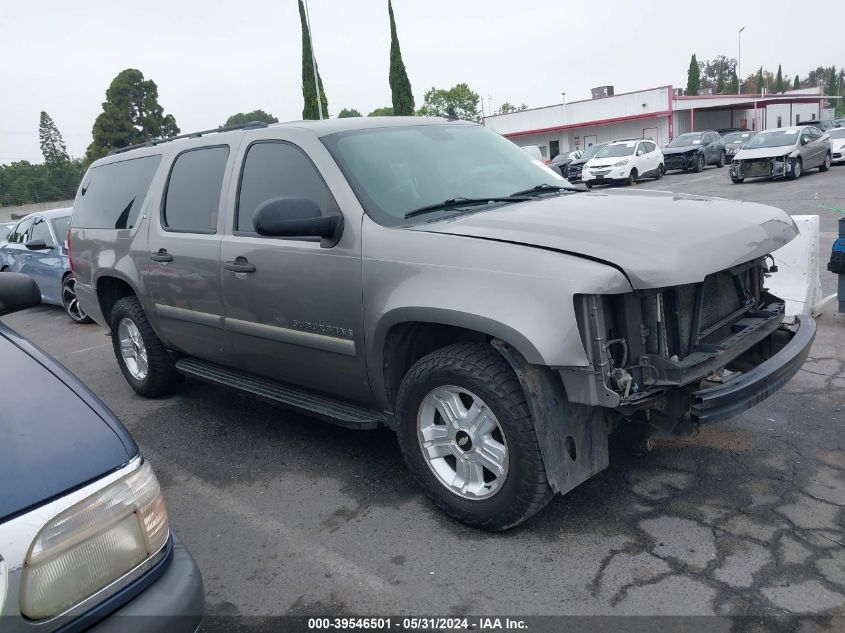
[729,126,832,183]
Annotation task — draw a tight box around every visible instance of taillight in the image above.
[67,229,74,273]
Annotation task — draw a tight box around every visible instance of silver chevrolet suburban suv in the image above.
[69,117,815,530]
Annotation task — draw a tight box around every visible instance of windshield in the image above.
[579,143,606,160]
[828,128,845,139]
[723,132,755,146]
[744,130,800,149]
[323,124,572,225]
[594,142,636,158]
[668,133,703,147]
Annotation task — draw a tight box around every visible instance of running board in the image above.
[175,357,386,430]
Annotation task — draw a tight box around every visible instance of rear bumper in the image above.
[690,315,816,424]
[75,281,106,326]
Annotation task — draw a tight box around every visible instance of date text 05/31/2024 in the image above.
[307,617,529,630]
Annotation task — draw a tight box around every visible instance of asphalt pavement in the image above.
[5,163,845,625]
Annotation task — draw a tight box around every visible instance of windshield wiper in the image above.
[403,196,529,219]
[509,183,576,197]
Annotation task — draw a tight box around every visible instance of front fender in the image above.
[362,218,632,407]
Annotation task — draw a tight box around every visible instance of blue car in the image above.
[0,273,203,631]
[0,208,91,323]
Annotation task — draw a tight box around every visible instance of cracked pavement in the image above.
[4,166,844,623]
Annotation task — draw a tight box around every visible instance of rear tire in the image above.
[820,153,831,172]
[110,296,183,397]
[395,343,553,531]
[61,274,93,324]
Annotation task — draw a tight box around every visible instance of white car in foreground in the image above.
[830,127,845,164]
[581,139,665,187]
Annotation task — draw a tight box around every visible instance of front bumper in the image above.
[690,315,816,424]
[730,156,791,179]
[86,535,204,633]
[663,153,697,170]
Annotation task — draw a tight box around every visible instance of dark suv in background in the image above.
[662,130,726,172]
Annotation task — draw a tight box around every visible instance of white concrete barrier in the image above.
[767,215,822,316]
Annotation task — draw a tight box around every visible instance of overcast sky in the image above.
[1,0,841,163]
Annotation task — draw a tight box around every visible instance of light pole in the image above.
[561,92,567,125]
[737,27,745,94]
[303,0,323,120]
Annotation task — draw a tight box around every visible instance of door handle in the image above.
[224,257,256,273]
[151,249,173,263]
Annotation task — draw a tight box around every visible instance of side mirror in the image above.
[800,136,810,145]
[253,197,344,248]
[24,239,49,250]
[0,272,41,316]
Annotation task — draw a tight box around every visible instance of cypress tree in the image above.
[775,65,784,92]
[793,75,800,89]
[388,0,414,116]
[728,70,739,94]
[299,0,328,120]
[686,55,700,95]
[39,111,69,165]
[755,67,764,93]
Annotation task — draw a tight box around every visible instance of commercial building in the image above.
[483,85,827,159]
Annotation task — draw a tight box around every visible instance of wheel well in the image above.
[383,322,489,406]
[96,277,136,327]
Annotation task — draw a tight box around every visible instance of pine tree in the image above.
[715,64,725,94]
[388,0,415,116]
[39,111,69,165]
[755,67,764,93]
[775,65,784,92]
[299,0,328,120]
[85,69,179,163]
[728,70,739,94]
[793,75,801,90]
[686,55,700,95]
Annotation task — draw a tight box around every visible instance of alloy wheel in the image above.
[416,386,509,500]
[117,318,149,381]
[62,277,88,322]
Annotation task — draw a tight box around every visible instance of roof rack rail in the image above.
[107,120,269,156]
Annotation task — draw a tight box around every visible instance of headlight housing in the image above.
[20,460,168,620]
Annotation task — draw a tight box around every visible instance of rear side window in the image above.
[73,155,162,230]
[162,146,230,233]
[236,142,336,233]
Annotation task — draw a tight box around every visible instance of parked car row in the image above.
[554,124,838,187]
[0,208,91,323]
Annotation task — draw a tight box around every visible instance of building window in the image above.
[796,114,801,124]
[549,140,560,158]
[777,116,782,127]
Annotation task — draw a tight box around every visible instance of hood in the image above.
[662,145,702,156]
[414,189,798,289]
[0,330,134,521]
[735,145,796,160]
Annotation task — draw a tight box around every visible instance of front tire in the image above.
[655,164,664,180]
[584,182,593,189]
[717,151,726,168]
[110,296,183,397]
[694,153,705,172]
[731,175,745,184]
[626,169,638,186]
[789,157,802,180]
[61,275,93,324]
[820,153,831,172]
[395,343,552,531]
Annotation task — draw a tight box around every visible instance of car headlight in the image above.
[613,159,628,167]
[19,461,168,620]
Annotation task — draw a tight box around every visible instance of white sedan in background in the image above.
[581,139,665,187]
[830,127,845,164]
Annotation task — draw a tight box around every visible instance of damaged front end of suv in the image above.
[567,257,815,440]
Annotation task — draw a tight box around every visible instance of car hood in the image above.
[0,330,135,521]
[662,145,702,156]
[414,189,798,289]
[734,145,796,160]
